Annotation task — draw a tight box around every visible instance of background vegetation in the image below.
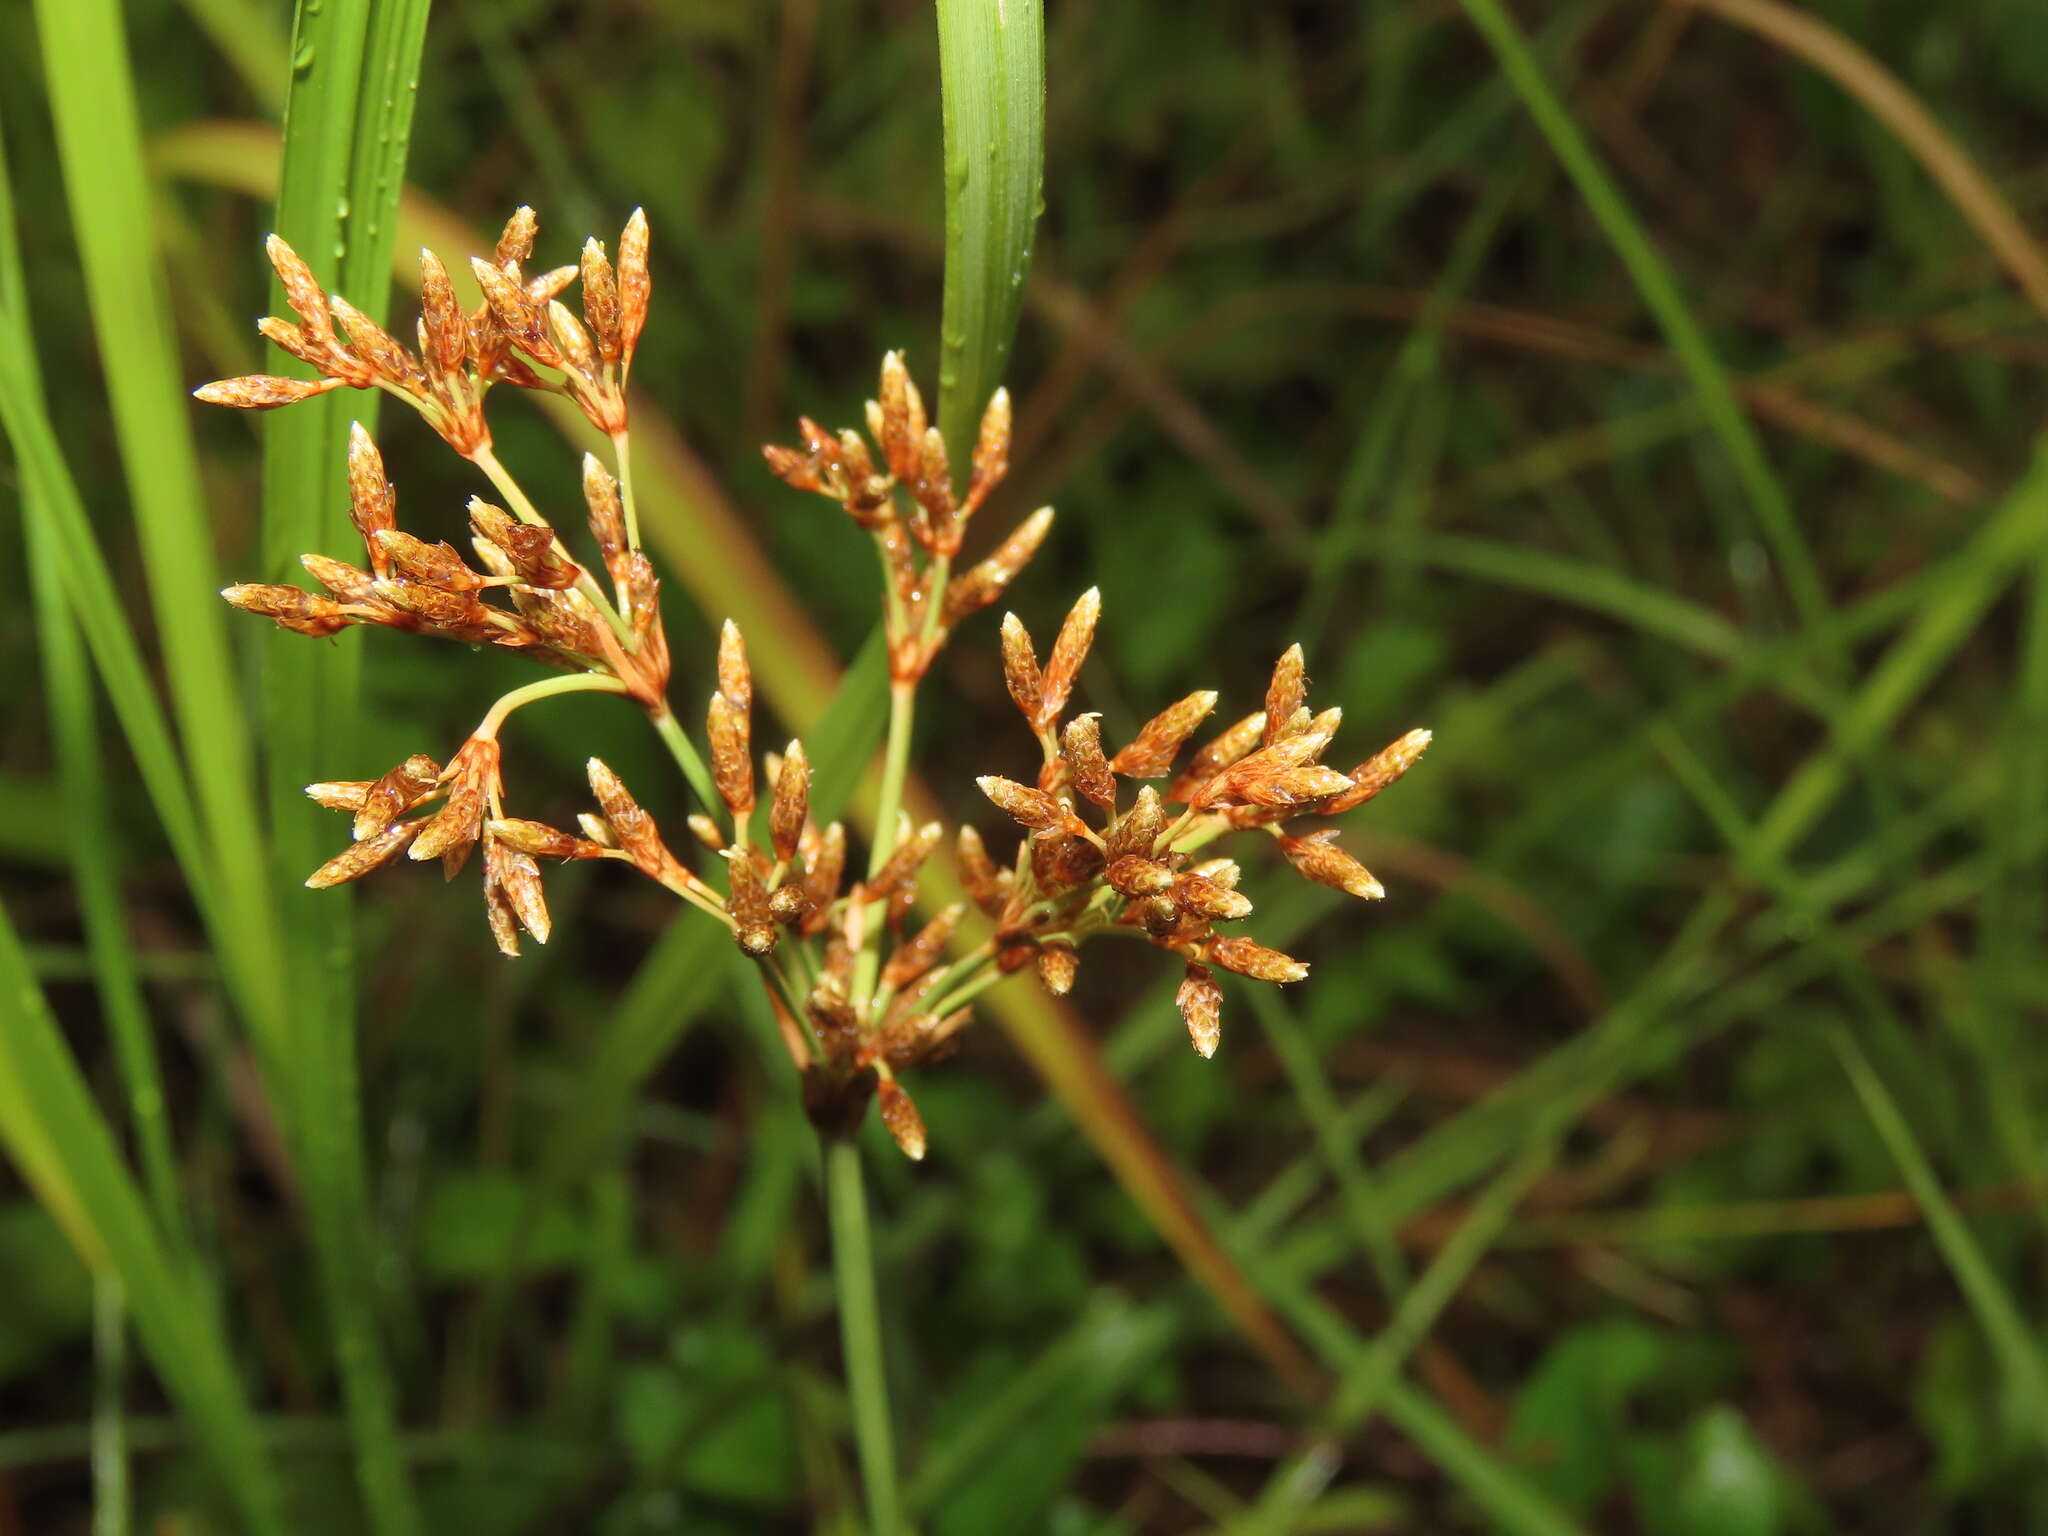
[3,0,2048,1531]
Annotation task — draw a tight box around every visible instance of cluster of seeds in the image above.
[968,599,1430,1057]
[197,208,1428,1159]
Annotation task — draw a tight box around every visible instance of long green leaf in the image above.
[934,0,1046,455]
[33,0,290,1055]
[1450,0,1836,660]
[257,2,434,1532]
[0,114,177,1235]
[0,903,283,1536]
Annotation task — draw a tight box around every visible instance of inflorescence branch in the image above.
[198,207,1430,1159]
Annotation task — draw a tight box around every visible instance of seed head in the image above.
[965,387,1011,515]
[1263,644,1306,747]
[978,776,1084,836]
[617,208,650,372]
[706,693,755,819]
[1061,713,1116,809]
[1169,711,1266,804]
[1177,963,1223,1058]
[883,902,963,990]
[941,506,1054,627]
[877,1078,927,1161]
[353,753,442,842]
[305,817,424,889]
[771,739,810,862]
[999,613,1043,724]
[1037,941,1078,997]
[1207,935,1308,984]
[193,375,341,409]
[1112,690,1217,780]
[1038,587,1100,732]
[1319,727,1434,816]
[957,824,1006,916]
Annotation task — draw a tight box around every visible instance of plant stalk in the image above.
[826,1137,902,1536]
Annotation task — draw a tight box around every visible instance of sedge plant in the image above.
[194,208,1431,1517]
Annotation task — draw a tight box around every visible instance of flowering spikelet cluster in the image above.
[763,350,1043,683]
[198,208,1428,1160]
[970,607,1430,1058]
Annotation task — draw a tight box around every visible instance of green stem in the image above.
[610,429,642,552]
[650,706,719,815]
[825,1138,903,1536]
[475,672,629,740]
[869,682,919,879]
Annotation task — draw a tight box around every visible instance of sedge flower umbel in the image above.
[198,208,1428,1159]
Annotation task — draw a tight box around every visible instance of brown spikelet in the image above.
[485,834,551,950]
[586,758,683,884]
[768,884,812,926]
[1032,830,1104,892]
[978,776,1085,836]
[372,530,486,592]
[706,693,755,818]
[345,423,397,566]
[495,206,538,269]
[956,825,1005,916]
[876,350,926,483]
[306,817,424,889]
[353,753,442,841]
[1105,855,1174,898]
[617,208,650,370]
[486,818,605,861]
[1208,935,1308,984]
[1319,727,1434,815]
[582,455,631,589]
[1177,963,1223,1058]
[1112,691,1218,779]
[409,740,498,867]
[193,375,341,410]
[306,780,372,812]
[771,739,810,862]
[374,578,498,639]
[1263,644,1306,747]
[864,821,943,904]
[580,237,621,364]
[876,1078,927,1160]
[418,250,468,376]
[998,613,1043,725]
[1037,587,1099,732]
[548,300,599,383]
[468,499,579,590]
[727,854,776,955]
[882,902,963,990]
[330,295,421,385]
[265,234,331,342]
[804,821,847,920]
[1169,711,1266,803]
[965,387,1011,515]
[941,506,1054,626]
[470,256,553,364]
[687,813,726,851]
[1061,713,1116,809]
[716,619,751,714]
[1279,831,1384,900]
[1036,941,1078,997]
[1175,873,1253,921]
[1108,785,1166,861]
[1207,763,1354,810]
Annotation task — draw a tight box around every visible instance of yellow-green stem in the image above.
[650,705,719,814]
[826,1138,903,1536]
[475,671,628,740]
[610,429,642,551]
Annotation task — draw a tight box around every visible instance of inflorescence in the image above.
[198,207,1429,1159]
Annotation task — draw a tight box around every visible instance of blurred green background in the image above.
[5,0,2048,1531]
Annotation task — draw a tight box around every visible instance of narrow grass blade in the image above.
[1833,1027,2048,1451]
[0,120,178,1233]
[258,4,434,1532]
[1450,0,1836,658]
[32,0,290,1051]
[0,903,284,1536]
[934,0,1045,455]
